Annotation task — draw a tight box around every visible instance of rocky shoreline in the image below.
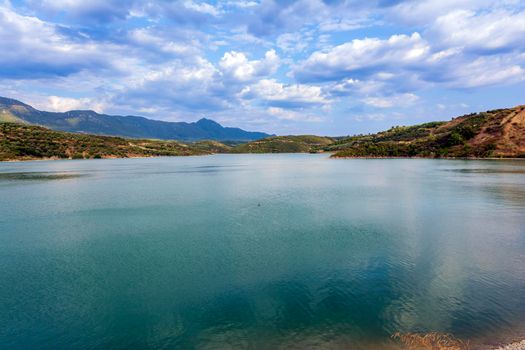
[494,340,525,350]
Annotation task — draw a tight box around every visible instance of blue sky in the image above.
[1,0,525,135]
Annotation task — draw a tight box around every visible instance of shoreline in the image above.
[494,340,525,350]
[2,153,525,163]
[0,154,210,163]
[330,155,525,160]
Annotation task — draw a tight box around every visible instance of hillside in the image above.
[190,140,233,153]
[0,123,214,161]
[0,97,271,141]
[231,135,335,153]
[330,106,525,158]
[3,103,525,160]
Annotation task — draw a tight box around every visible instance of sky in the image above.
[1,0,525,135]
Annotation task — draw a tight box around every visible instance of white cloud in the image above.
[429,9,525,53]
[434,56,525,88]
[3,0,525,134]
[362,93,419,108]
[44,96,107,113]
[221,1,259,9]
[353,113,387,122]
[36,0,135,22]
[182,1,220,16]
[319,18,368,32]
[267,107,322,122]
[129,28,201,56]
[111,56,236,115]
[387,0,495,25]
[0,5,119,78]
[276,32,310,53]
[295,26,525,90]
[219,49,279,82]
[294,33,430,82]
[241,79,330,107]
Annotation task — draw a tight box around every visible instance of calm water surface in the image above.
[1,154,525,349]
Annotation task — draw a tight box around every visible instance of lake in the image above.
[1,154,525,349]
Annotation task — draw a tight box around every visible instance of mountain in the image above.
[3,99,524,161]
[329,105,525,158]
[0,97,271,141]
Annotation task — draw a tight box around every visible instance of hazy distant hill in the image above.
[329,106,525,158]
[0,97,271,141]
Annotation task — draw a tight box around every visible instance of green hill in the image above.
[231,135,335,153]
[3,104,525,161]
[330,106,525,158]
[0,123,212,161]
[190,140,233,153]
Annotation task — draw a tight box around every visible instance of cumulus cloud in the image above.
[112,57,230,114]
[385,0,519,25]
[44,96,107,113]
[0,5,119,78]
[427,55,525,88]
[112,49,283,115]
[428,9,525,54]
[219,50,279,82]
[294,29,525,89]
[127,27,203,59]
[293,33,430,82]
[4,0,525,134]
[240,79,331,108]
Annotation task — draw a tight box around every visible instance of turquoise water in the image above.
[1,154,525,349]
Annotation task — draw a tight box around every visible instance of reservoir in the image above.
[1,155,524,349]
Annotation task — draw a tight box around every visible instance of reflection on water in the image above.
[0,171,85,181]
[0,156,524,349]
[444,168,525,174]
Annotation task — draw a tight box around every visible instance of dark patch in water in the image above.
[444,168,525,175]
[0,172,85,181]
[137,167,246,175]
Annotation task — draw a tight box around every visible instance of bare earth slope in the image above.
[331,106,525,158]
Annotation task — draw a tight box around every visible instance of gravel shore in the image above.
[495,340,525,350]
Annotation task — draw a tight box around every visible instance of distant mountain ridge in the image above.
[0,97,272,141]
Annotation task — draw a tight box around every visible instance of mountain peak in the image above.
[196,117,221,127]
[0,96,271,141]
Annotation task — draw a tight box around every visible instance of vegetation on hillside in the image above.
[2,105,524,161]
[330,107,525,158]
[0,123,210,161]
[231,135,334,153]
[0,96,271,141]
